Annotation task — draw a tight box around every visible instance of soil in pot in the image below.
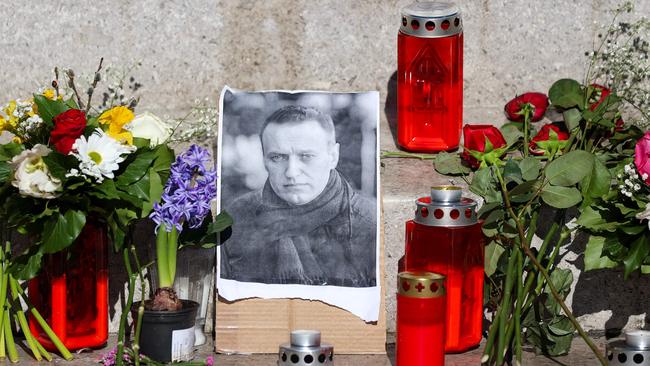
[132,300,199,363]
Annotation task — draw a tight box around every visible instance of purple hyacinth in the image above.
[150,145,218,233]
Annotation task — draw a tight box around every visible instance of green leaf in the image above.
[520,157,542,181]
[500,123,523,146]
[122,171,151,201]
[580,157,611,199]
[142,169,164,217]
[484,241,505,277]
[42,153,73,181]
[604,235,628,261]
[64,97,79,109]
[91,180,121,199]
[623,235,650,278]
[33,95,69,126]
[469,167,502,203]
[576,206,619,232]
[545,150,594,186]
[178,211,234,249]
[548,319,575,337]
[548,79,583,109]
[41,210,87,253]
[563,108,582,130]
[547,268,573,300]
[620,225,646,236]
[503,159,522,184]
[433,151,471,175]
[541,186,582,208]
[0,162,11,183]
[0,143,23,162]
[584,235,619,271]
[8,247,43,281]
[116,150,157,186]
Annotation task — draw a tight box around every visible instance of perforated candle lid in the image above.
[278,330,334,366]
[398,271,446,298]
[400,2,463,38]
[414,186,477,227]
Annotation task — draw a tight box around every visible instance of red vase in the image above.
[28,219,109,351]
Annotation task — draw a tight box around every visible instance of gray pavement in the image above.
[9,333,609,365]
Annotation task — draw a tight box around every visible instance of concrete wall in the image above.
[2,0,649,334]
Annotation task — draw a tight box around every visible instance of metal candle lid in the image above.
[278,330,334,366]
[398,271,446,299]
[400,2,463,38]
[414,186,477,227]
[607,330,650,365]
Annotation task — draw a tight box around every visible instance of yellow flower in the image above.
[42,88,57,100]
[3,101,18,129]
[99,106,135,145]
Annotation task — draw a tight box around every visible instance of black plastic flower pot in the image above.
[132,300,199,363]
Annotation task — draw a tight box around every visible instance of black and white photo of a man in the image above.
[220,103,377,287]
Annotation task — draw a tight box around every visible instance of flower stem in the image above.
[523,105,532,158]
[380,151,438,160]
[514,250,523,365]
[167,226,178,288]
[130,245,146,366]
[9,279,41,361]
[10,278,72,360]
[117,247,136,366]
[156,228,171,288]
[493,166,607,365]
[3,310,17,362]
[497,251,517,364]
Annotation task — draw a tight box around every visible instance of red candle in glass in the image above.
[396,271,446,366]
[28,219,108,351]
[398,2,463,152]
[403,186,484,353]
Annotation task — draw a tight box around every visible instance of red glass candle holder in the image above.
[28,219,109,351]
[396,271,446,366]
[403,186,484,353]
[397,2,463,152]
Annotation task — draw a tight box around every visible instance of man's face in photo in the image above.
[262,120,339,205]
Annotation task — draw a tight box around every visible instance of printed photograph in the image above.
[217,88,379,288]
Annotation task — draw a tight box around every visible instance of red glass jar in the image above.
[28,219,109,351]
[403,186,484,353]
[396,271,446,366]
[398,2,463,152]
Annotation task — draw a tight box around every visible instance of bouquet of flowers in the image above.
[0,61,174,279]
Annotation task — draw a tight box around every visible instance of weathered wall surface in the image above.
[1,0,649,333]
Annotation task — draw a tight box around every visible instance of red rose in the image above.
[529,123,569,156]
[615,117,624,132]
[461,124,507,168]
[504,92,549,122]
[589,84,611,111]
[50,109,87,154]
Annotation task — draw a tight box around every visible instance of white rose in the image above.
[127,112,172,147]
[11,144,61,199]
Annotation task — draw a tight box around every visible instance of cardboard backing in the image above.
[214,217,386,354]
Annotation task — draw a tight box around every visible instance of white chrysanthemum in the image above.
[70,128,136,182]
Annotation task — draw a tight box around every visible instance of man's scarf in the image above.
[245,170,356,284]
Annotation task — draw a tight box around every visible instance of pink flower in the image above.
[634,131,650,185]
[206,356,214,366]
